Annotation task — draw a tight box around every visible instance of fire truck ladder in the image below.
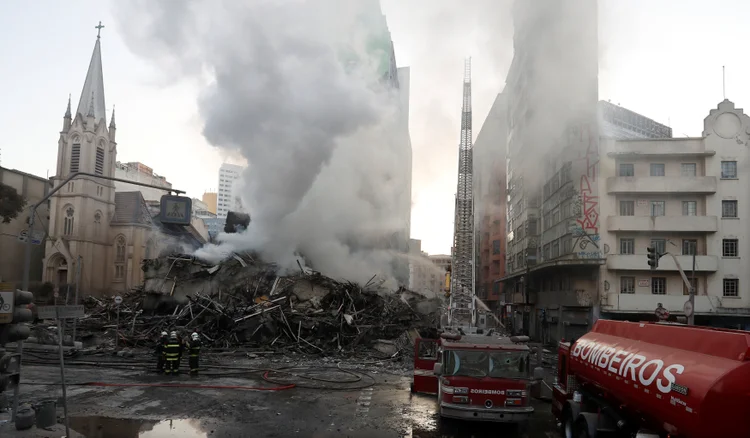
[448,58,476,329]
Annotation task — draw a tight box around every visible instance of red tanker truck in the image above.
[552,320,750,438]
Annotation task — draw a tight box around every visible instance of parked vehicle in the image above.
[552,320,750,438]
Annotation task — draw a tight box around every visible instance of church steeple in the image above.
[109,105,117,142]
[75,23,107,125]
[63,94,72,131]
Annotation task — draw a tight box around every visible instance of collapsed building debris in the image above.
[67,253,440,356]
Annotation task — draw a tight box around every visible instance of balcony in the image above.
[602,293,716,314]
[606,215,718,233]
[606,138,713,157]
[607,254,718,272]
[606,176,717,194]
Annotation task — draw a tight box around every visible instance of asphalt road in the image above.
[2,361,559,438]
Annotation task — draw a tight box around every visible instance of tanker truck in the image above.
[552,319,750,438]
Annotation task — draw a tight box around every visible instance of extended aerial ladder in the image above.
[447,59,476,332]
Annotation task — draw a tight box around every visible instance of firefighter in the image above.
[164,331,182,375]
[188,332,202,376]
[155,331,168,373]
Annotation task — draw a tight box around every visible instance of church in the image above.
[43,28,205,297]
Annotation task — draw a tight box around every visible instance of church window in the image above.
[63,207,74,236]
[95,147,105,175]
[70,143,81,173]
[115,236,126,280]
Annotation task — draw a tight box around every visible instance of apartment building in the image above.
[600,99,750,330]
[502,0,599,341]
[114,161,172,202]
[217,163,245,219]
[473,93,508,311]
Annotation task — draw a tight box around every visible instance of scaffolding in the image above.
[448,58,476,329]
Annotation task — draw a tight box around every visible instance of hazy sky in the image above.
[2,1,749,255]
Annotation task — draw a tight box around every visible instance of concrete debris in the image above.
[67,253,440,355]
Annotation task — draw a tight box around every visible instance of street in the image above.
[1,356,558,438]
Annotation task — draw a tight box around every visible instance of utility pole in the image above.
[688,243,696,326]
[13,171,185,422]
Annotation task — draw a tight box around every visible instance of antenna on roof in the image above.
[723,65,726,100]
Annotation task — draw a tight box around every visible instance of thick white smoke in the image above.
[115,0,412,285]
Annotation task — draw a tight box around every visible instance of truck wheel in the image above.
[574,414,598,438]
[561,407,574,438]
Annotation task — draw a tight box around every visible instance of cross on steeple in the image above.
[95,21,105,39]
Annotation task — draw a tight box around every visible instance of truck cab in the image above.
[412,333,535,425]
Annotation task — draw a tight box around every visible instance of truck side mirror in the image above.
[433,363,443,376]
[533,366,545,381]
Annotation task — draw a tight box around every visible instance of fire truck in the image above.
[412,331,543,429]
[552,319,750,438]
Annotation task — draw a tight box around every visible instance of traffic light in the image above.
[0,289,34,345]
[647,246,661,269]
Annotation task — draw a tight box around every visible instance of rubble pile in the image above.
[75,253,441,355]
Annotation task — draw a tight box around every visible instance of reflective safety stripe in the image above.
[190,354,199,357]
[166,358,179,361]
[413,369,435,377]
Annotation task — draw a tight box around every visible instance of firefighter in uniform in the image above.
[188,332,202,375]
[155,331,168,373]
[164,331,183,375]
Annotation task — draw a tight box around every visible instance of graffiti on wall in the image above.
[572,124,601,259]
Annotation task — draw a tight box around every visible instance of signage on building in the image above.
[17,229,43,245]
[160,195,192,225]
[637,200,648,207]
[638,279,650,287]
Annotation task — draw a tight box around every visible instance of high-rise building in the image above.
[502,0,600,341]
[473,93,508,313]
[217,163,245,219]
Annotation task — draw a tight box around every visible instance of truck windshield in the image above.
[443,349,529,379]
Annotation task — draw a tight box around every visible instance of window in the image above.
[722,239,738,257]
[680,163,697,177]
[620,200,635,216]
[620,238,635,255]
[721,161,737,179]
[723,279,739,297]
[722,200,738,218]
[650,201,665,217]
[682,201,697,216]
[682,239,697,255]
[70,143,81,173]
[552,240,560,258]
[683,278,698,295]
[95,147,105,175]
[620,277,635,294]
[651,277,666,295]
[619,163,634,177]
[562,237,572,254]
[115,237,126,262]
[492,240,501,254]
[650,163,665,176]
[63,207,74,236]
[650,239,666,254]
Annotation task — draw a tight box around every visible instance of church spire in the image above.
[64,94,71,118]
[109,105,116,129]
[75,22,107,123]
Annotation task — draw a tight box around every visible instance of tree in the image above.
[0,182,27,224]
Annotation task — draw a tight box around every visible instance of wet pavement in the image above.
[5,363,559,438]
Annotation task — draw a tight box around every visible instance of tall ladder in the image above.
[448,58,476,330]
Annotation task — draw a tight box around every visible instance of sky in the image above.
[1,0,749,255]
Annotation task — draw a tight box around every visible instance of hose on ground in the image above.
[22,377,295,392]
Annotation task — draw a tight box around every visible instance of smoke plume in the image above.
[115,0,412,285]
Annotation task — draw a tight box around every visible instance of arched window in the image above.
[95,141,105,175]
[70,138,81,173]
[63,207,75,235]
[114,236,126,280]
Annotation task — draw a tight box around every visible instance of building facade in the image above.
[473,93,508,311]
[202,191,217,215]
[114,161,172,202]
[0,167,52,283]
[217,163,245,219]
[600,100,750,330]
[502,0,600,341]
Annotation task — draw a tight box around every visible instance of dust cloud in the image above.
[115,0,412,285]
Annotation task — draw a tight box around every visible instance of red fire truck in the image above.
[412,332,541,428]
[552,320,750,438]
